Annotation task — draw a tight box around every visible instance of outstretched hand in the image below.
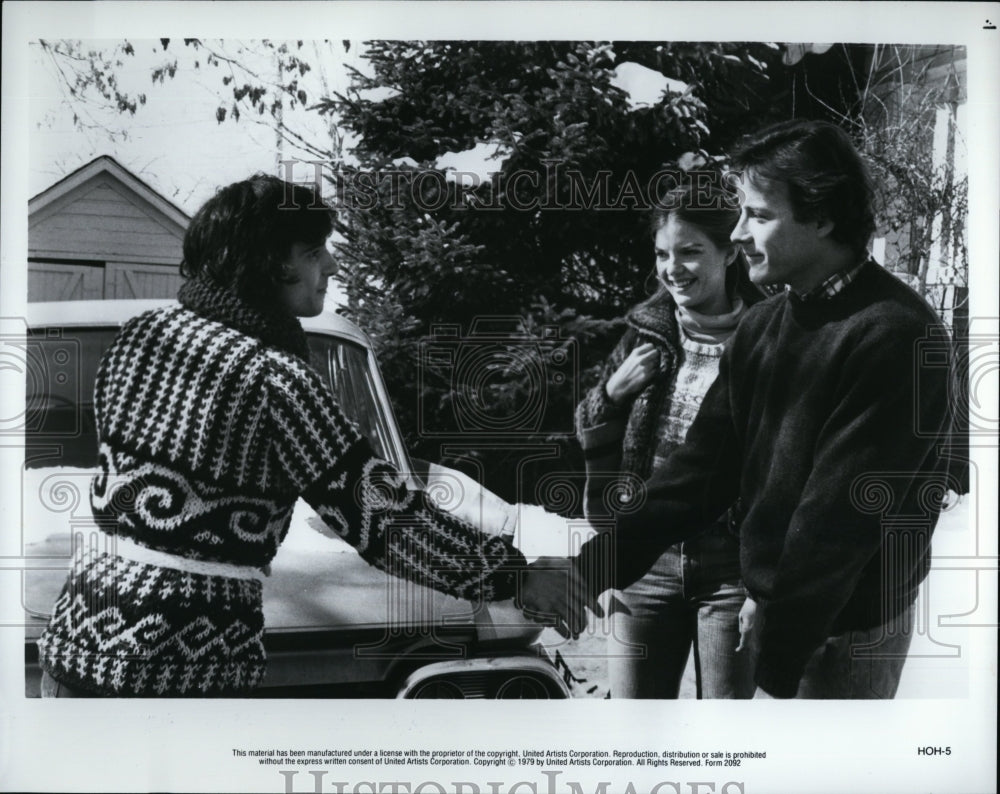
[519,556,603,639]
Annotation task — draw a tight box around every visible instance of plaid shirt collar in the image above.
[794,259,869,301]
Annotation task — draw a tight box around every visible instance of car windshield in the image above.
[305,333,400,465]
[24,326,399,469]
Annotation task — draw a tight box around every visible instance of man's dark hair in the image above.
[180,174,333,306]
[731,120,876,258]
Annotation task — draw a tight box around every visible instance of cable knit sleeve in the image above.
[262,352,525,603]
[575,328,636,444]
[574,330,638,522]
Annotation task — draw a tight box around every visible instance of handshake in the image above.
[421,465,607,638]
[518,556,604,640]
[494,501,607,639]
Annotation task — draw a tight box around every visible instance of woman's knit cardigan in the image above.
[575,290,681,521]
[37,279,525,696]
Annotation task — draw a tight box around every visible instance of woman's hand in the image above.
[736,596,756,652]
[605,342,659,405]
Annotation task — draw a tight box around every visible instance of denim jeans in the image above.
[607,523,754,699]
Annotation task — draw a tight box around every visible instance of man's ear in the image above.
[815,217,835,239]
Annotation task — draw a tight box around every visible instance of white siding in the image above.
[29,166,188,302]
[29,178,185,265]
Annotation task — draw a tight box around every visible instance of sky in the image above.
[28,39,678,216]
[28,39,359,215]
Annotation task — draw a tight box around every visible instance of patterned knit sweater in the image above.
[653,334,727,468]
[37,279,525,696]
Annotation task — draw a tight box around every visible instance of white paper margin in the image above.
[2,3,997,793]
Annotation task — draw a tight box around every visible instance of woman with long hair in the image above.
[576,176,762,698]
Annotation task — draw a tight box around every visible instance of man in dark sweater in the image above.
[523,120,956,698]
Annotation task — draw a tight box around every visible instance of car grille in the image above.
[405,670,559,699]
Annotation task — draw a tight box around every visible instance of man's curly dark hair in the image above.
[180,174,333,307]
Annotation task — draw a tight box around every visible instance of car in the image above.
[20,299,572,698]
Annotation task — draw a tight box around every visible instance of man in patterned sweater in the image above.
[38,175,528,697]
[528,120,958,698]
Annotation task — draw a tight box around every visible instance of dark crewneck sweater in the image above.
[577,261,954,697]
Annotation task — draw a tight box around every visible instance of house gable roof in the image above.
[28,155,192,266]
[29,155,190,231]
